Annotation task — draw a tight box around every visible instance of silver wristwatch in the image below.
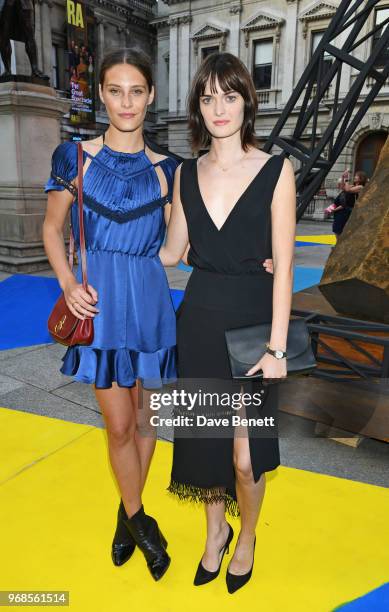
[265,343,287,359]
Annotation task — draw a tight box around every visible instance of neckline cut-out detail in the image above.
[81,140,170,169]
[195,154,276,232]
[101,131,145,157]
[80,142,171,174]
[102,143,146,157]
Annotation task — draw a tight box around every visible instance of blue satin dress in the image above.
[44,140,180,389]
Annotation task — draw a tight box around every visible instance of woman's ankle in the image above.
[207,519,229,539]
[236,530,256,544]
[122,501,143,519]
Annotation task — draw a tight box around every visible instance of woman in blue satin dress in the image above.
[42,48,181,581]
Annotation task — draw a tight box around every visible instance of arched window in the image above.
[355,132,387,178]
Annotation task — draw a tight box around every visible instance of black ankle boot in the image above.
[122,505,170,581]
[111,499,136,566]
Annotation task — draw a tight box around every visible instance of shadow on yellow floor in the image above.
[0,406,388,612]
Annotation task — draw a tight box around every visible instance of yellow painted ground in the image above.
[296,235,336,245]
[0,406,388,612]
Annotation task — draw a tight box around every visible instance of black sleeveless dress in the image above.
[167,153,285,517]
[332,190,358,235]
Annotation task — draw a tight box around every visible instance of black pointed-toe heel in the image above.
[122,505,170,581]
[193,523,234,586]
[226,536,256,594]
[111,499,136,566]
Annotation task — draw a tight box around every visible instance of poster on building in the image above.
[66,0,96,125]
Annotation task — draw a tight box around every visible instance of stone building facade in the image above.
[151,0,389,203]
[2,0,387,182]
[0,0,160,270]
[0,0,157,140]
[1,0,388,233]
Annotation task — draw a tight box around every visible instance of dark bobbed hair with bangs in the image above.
[187,52,258,153]
[99,47,153,91]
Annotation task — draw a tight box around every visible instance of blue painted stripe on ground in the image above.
[332,583,389,611]
[0,265,324,350]
[295,241,331,247]
[0,275,61,350]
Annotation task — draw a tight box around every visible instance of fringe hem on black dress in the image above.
[167,480,240,518]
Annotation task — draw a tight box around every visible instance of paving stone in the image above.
[0,373,26,395]
[0,344,52,362]
[0,384,103,427]
[278,411,389,488]
[0,344,70,391]
[53,382,100,412]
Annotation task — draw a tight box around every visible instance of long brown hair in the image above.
[99,47,153,91]
[355,170,368,186]
[187,52,258,153]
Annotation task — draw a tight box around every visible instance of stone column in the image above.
[273,24,281,91]
[96,18,106,110]
[34,1,43,72]
[229,5,241,56]
[282,0,298,104]
[169,18,179,115]
[179,15,192,113]
[96,18,105,73]
[116,26,126,47]
[40,0,53,78]
[338,23,352,97]
[0,82,71,272]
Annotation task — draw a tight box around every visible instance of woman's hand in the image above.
[245,352,287,382]
[263,258,274,274]
[63,278,99,320]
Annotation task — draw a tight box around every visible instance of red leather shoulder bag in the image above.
[47,142,94,346]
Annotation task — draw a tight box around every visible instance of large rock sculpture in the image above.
[319,137,389,323]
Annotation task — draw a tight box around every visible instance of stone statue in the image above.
[0,0,45,78]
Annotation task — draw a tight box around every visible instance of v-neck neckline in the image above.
[195,154,276,232]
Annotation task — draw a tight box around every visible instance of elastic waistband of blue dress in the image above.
[84,249,160,258]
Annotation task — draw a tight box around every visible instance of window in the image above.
[52,45,59,89]
[201,46,219,60]
[373,7,389,68]
[253,39,272,90]
[311,31,332,80]
[355,132,387,178]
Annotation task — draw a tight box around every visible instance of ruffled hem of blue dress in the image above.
[60,345,177,389]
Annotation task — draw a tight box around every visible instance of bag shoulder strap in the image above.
[68,142,88,290]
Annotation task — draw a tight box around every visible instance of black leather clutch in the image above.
[225,318,317,380]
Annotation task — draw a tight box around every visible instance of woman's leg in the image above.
[96,382,170,579]
[199,499,230,572]
[131,383,157,492]
[230,431,265,574]
[94,382,143,517]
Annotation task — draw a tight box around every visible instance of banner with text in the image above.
[66,0,96,125]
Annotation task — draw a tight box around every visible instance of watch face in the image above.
[275,350,283,359]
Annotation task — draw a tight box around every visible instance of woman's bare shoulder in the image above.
[81,137,103,157]
[146,147,169,165]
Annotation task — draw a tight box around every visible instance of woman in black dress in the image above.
[159,52,296,593]
[332,169,367,241]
